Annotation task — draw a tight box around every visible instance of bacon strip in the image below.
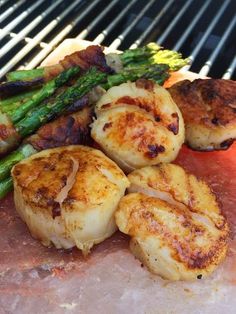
[44,45,112,81]
[26,106,92,151]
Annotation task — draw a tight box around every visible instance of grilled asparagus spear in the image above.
[0,144,37,181]
[0,177,13,199]
[5,43,189,82]
[120,43,190,71]
[102,64,170,89]
[0,89,40,110]
[0,67,80,156]
[9,66,80,123]
[15,67,106,137]
[6,68,44,82]
[0,106,92,198]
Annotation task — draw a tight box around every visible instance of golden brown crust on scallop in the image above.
[12,145,129,253]
[169,79,236,150]
[116,164,229,280]
[13,151,76,215]
[92,81,185,172]
[169,79,236,127]
[116,193,228,280]
[128,163,222,217]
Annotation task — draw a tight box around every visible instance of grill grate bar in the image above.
[0,0,83,76]
[199,15,236,76]
[156,0,195,45]
[9,31,48,48]
[25,0,102,69]
[0,0,11,5]
[25,29,71,69]
[76,0,120,40]
[0,0,27,23]
[0,0,64,75]
[173,0,212,51]
[0,0,45,41]
[129,0,175,49]
[188,0,230,65]
[93,0,138,45]
[222,56,236,79]
[109,0,156,50]
[0,0,235,80]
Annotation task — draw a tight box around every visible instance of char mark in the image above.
[0,79,44,98]
[135,79,155,91]
[168,113,179,135]
[220,138,234,149]
[52,205,61,219]
[146,144,165,158]
[103,122,113,131]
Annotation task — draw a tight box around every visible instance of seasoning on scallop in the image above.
[169,79,236,151]
[115,163,229,281]
[91,80,185,172]
[12,145,130,254]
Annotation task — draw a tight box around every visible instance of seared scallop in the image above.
[169,79,236,150]
[91,80,185,172]
[12,145,129,254]
[115,164,229,280]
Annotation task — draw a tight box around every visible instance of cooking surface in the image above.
[1,142,235,313]
[0,33,235,312]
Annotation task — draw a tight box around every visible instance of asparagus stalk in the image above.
[149,48,190,71]
[102,64,170,90]
[1,93,40,114]
[0,177,13,199]
[2,101,28,114]
[0,142,43,199]
[120,43,190,71]
[8,66,80,123]
[5,43,189,82]
[0,77,44,98]
[0,89,40,108]
[120,43,162,66]
[16,67,106,138]
[0,144,36,181]
[0,105,92,199]
[0,67,105,158]
[6,68,44,82]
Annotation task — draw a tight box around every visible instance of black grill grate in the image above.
[0,0,235,80]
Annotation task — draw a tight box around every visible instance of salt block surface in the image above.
[1,143,236,314]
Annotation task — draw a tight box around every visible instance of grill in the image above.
[0,0,235,80]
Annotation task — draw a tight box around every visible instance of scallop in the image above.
[115,164,229,280]
[91,80,185,172]
[169,79,236,150]
[12,145,130,254]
